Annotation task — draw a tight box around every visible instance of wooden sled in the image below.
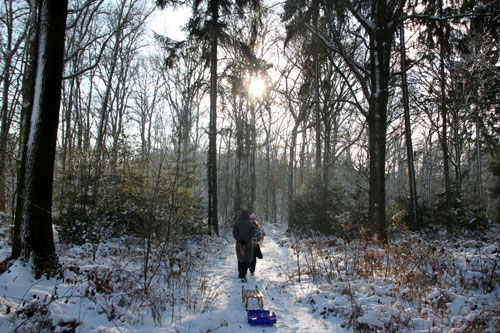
[242,285,277,326]
[241,285,264,309]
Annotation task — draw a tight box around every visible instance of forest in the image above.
[0,0,499,331]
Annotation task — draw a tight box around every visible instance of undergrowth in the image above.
[289,226,500,332]
[2,234,224,331]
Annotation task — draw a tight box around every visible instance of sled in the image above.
[242,285,277,326]
[242,285,264,309]
[247,309,277,326]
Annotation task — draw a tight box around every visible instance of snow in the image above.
[357,311,383,328]
[1,215,500,332]
[27,1,48,151]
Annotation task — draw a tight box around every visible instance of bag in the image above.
[237,242,245,256]
[255,245,263,259]
[258,229,265,245]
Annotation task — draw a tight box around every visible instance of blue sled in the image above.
[247,309,277,326]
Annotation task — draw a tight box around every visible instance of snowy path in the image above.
[177,224,346,332]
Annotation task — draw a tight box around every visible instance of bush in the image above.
[289,177,348,235]
[54,154,206,244]
[54,209,95,244]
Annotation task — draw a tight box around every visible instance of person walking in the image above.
[249,213,264,276]
[232,210,255,282]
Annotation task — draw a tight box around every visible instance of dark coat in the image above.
[232,217,255,262]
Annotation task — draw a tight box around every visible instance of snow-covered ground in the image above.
[179,223,345,332]
[0,220,345,332]
[0,214,499,332]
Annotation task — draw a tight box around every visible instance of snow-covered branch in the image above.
[405,10,500,22]
[303,21,371,107]
[339,0,375,32]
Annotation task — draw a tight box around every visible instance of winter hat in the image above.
[250,213,256,220]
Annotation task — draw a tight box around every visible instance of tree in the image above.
[413,0,454,224]
[283,0,328,185]
[399,16,419,230]
[92,0,150,207]
[406,0,500,222]
[277,38,310,228]
[156,0,260,235]
[0,1,29,212]
[458,0,500,216]
[284,0,405,239]
[12,0,68,277]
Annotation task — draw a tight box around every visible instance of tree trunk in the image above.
[439,40,451,219]
[323,120,331,188]
[312,1,321,177]
[207,1,219,235]
[0,63,11,212]
[12,0,39,260]
[0,2,28,212]
[234,110,244,215]
[59,75,75,201]
[314,46,321,175]
[92,24,122,208]
[367,108,387,241]
[264,107,271,221]
[299,129,306,186]
[288,124,298,229]
[474,105,483,213]
[17,0,68,277]
[400,21,419,230]
[367,0,394,241]
[438,0,452,222]
[249,103,256,213]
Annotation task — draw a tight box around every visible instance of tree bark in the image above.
[207,0,219,235]
[475,109,483,213]
[249,102,256,213]
[234,106,244,215]
[367,0,396,241]
[17,0,68,276]
[288,125,298,229]
[12,0,39,260]
[400,21,419,230]
[312,0,322,179]
[438,0,452,222]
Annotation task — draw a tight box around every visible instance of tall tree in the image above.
[0,1,29,212]
[12,0,68,277]
[12,0,39,260]
[284,0,405,239]
[282,0,325,178]
[459,0,500,215]
[406,0,500,221]
[399,16,419,230]
[156,0,260,235]
[436,0,453,223]
[207,0,219,235]
[278,38,311,228]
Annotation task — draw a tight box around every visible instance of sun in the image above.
[249,77,266,97]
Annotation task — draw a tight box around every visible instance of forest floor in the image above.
[0,213,499,332]
[177,223,346,332]
[0,219,345,332]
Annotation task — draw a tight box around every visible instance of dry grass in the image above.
[294,229,500,331]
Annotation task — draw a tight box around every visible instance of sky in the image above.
[148,5,191,41]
